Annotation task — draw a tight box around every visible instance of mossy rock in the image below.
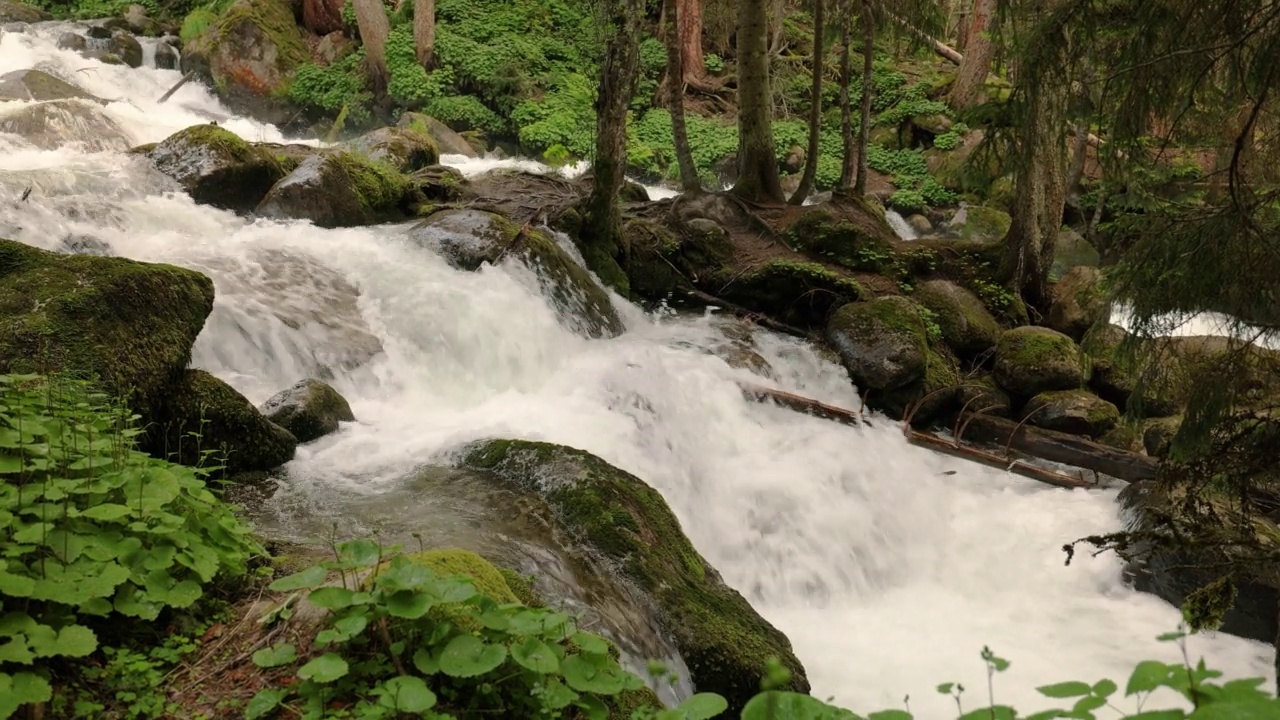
[397,113,479,157]
[914,279,1000,356]
[461,439,810,711]
[145,370,297,474]
[622,217,685,301]
[0,68,103,103]
[786,203,898,273]
[874,348,961,424]
[407,208,625,339]
[1142,416,1181,458]
[1022,389,1120,438]
[1046,266,1107,342]
[343,126,440,173]
[955,205,1012,243]
[0,0,51,23]
[1081,324,1180,418]
[0,239,213,415]
[148,123,288,212]
[826,296,931,393]
[993,326,1085,397]
[956,374,1012,417]
[715,259,863,328]
[258,378,355,443]
[256,151,410,228]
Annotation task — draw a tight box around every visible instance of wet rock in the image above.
[914,279,1000,356]
[957,375,1012,417]
[993,326,1085,397]
[145,370,297,473]
[1143,416,1180,458]
[61,234,112,256]
[1022,388,1120,438]
[256,151,410,228]
[0,68,105,103]
[407,208,625,338]
[123,3,162,35]
[397,112,478,158]
[259,378,355,443]
[1046,265,1106,341]
[0,239,214,418]
[57,31,87,51]
[0,99,132,152]
[407,164,466,205]
[180,0,308,125]
[110,29,143,67]
[460,439,810,712]
[154,41,179,70]
[342,125,439,173]
[826,296,930,392]
[148,124,289,212]
[85,25,113,39]
[0,0,50,23]
[907,213,933,234]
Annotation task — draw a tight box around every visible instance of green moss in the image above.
[403,548,519,603]
[914,280,1001,355]
[718,259,863,327]
[214,0,307,72]
[1002,328,1079,369]
[496,567,544,607]
[328,151,410,213]
[0,240,214,414]
[462,439,809,711]
[959,205,1012,243]
[787,206,898,273]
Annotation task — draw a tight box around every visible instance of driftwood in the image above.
[738,383,1141,490]
[157,70,196,105]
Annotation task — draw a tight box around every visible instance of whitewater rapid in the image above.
[1,22,1275,716]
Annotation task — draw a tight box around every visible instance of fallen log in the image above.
[157,70,196,105]
[738,383,1097,489]
[955,413,1159,483]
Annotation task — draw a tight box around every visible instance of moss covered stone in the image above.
[0,239,214,415]
[397,113,479,157]
[716,259,863,328]
[258,378,355,443]
[403,548,520,603]
[343,126,440,173]
[1022,388,1120,438]
[955,205,1012,243]
[149,123,288,212]
[145,369,297,474]
[826,296,932,392]
[957,374,1012,417]
[1046,265,1107,341]
[914,279,1001,356]
[993,326,1085,397]
[786,204,898,273]
[408,208,625,338]
[255,151,410,228]
[461,439,809,711]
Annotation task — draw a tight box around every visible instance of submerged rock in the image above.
[148,124,289,212]
[343,125,439,173]
[1022,388,1120,438]
[993,326,1085,397]
[146,369,297,474]
[408,208,625,338]
[259,378,355,443]
[0,68,104,103]
[256,151,410,228]
[0,99,132,152]
[459,439,810,711]
[0,239,214,416]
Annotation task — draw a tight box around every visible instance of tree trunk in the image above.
[836,0,855,190]
[1001,63,1069,311]
[680,0,707,81]
[353,0,391,92]
[581,0,644,285]
[948,0,996,110]
[789,0,825,204]
[665,0,702,191]
[413,0,435,68]
[302,0,343,35]
[769,0,786,55]
[732,0,785,203]
[854,0,874,195]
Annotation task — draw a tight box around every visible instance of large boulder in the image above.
[397,113,479,158]
[146,370,297,473]
[914,279,1001,356]
[0,69,104,103]
[259,378,355,443]
[109,29,144,68]
[342,126,439,173]
[0,0,50,23]
[179,0,308,125]
[148,124,289,212]
[786,202,899,273]
[1022,388,1120,438]
[408,208,625,339]
[715,259,864,328]
[256,151,411,228]
[993,326,1085,397]
[826,296,930,392]
[0,240,214,416]
[460,440,810,712]
[0,100,132,152]
[1046,265,1107,341]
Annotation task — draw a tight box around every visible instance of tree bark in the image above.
[731,0,785,203]
[581,0,644,280]
[854,0,874,195]
[789,0,825,204]
[413,0,435,68]
[665,0,702,192]
[836,0,855,190]
[948,0,996,110]
[353,0,392,93]
[679,0,707,81]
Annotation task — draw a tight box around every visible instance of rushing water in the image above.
[2,22,1276,716]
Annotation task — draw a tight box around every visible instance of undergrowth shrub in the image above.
[0,373,262,719]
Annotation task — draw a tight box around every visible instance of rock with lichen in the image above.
[256,151,410,228]
[342,126,439,173]
[993,326,1086,397]
[148,124,289,212]
[914,279,1001,356]
[1022,388,1120,438]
